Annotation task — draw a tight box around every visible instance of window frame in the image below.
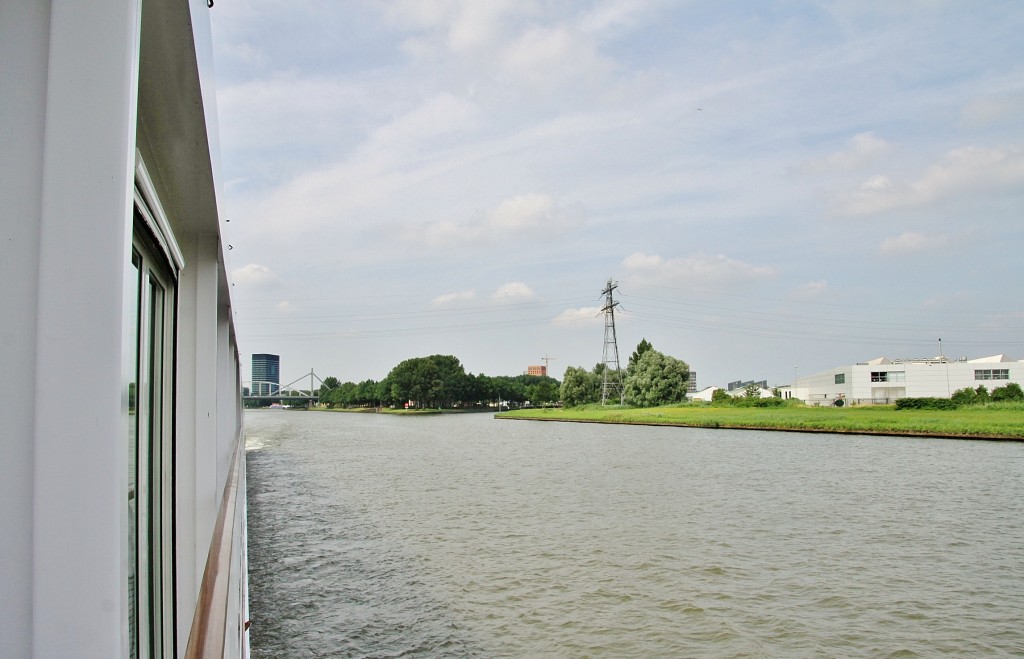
[975,369,1009,381]
[126,155,181,659]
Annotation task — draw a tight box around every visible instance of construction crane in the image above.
[541,355,557,371]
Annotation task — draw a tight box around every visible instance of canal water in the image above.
[244,410,1024,657]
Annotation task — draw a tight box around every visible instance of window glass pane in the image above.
[125,250,141,659]
[147,278,165,656]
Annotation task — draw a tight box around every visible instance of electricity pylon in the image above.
[600,278,625,405]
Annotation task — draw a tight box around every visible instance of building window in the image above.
[127,208,178,657]
[871,371,905,382]
[835,373,845,384]
[975,369,1009,380]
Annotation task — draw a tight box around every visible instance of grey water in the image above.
[244,410,1024,658]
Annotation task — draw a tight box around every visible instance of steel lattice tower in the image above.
[600,278,625,405]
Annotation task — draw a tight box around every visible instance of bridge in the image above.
[244,369,329,404]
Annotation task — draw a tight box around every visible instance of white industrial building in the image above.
[790,355,1023,405]
[691,384,776,402]
[691,386,721,402]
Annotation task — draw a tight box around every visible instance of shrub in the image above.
[736,396,788,408]
[991,382,1024,402]
[711,388,731,405]
[894,397,958,410]
[951,387,978,406]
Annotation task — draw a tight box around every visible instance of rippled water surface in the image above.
[245,410,1024,657]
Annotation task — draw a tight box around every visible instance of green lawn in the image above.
[497,404,1024,440]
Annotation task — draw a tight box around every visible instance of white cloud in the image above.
[879,231,951,255]
[216,75,367,152]
[859,174,895,192]
[447,0,521,52]
[415,193,583,249]
[836,145,1024,216]
[979,310,1024,329]
[922,291,975,310]
[962,92,1024,127]
[485,194,557,231]
[383,0,524,51]
[275,300,294,314]
[232,263,279,286]
[577,0,651,35]
[220,40,267,67]
[369,93,479,151]
[380,0,459,31]
[432,289,476,305]
[227,92,487,235]
[792,280,828,299]
[622,252,777,288]
[552,306,603,325]
[805,132,890,172]
[500,25,614,91]
[493,282,535,300]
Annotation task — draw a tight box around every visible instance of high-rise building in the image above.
[527,365,547,376]
[252,353,280,396]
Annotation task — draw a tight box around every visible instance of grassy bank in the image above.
[497,403,1024,440]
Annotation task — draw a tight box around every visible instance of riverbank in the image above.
[496,405,1024,440]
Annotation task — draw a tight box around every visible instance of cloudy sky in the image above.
[210,1,1024,390]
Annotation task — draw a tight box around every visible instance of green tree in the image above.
[386,355,468,408]
[623,349,690,407]
[465,373,494,406]
[560,366,600,407]
[975,385,990,403]
[628,338,653,370]
[354,379,379,406]
[321,376,340,392]
[375,377,393,407]
[338,381,357,406]
[743,383,761,399]
[527,379,559,406]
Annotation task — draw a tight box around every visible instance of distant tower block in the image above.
[252,353,280,396]
[600,279,625,405]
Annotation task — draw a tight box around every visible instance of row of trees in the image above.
[319,354,561,409]
[313,338,692,410]
[560,339,692,408]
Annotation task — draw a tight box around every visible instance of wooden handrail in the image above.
[184,430,246,658]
